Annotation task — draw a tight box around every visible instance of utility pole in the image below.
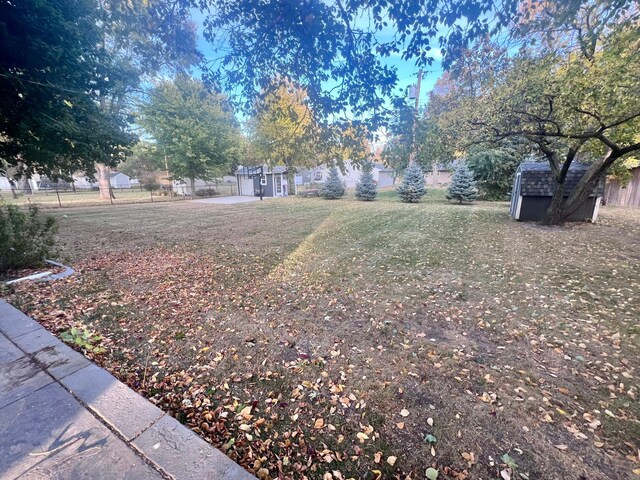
[409,69,423,165]
[414,69,422,113]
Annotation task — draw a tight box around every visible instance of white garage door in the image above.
[239,176,254,196]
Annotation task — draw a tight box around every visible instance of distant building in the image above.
[72,174,97,189]
[425,163,456,187]
[309,161,395,188]
[110,172,131,189]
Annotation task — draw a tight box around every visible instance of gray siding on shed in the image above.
[253,174,274,197]
[519,196,598,222]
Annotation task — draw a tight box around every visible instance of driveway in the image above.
[192,195,274,205]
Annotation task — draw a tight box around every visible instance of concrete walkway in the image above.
[192,195,274,205]
[0,299,254,480]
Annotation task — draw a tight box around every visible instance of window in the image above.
[260,175,267,185]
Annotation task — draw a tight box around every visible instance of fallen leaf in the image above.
[425,467,439,480]
[314,418,324,429]
[387,456,397,466]
[461,451,476,465]
[400,409,410,417]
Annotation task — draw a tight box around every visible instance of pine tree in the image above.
[355,162,378,201]
[397,163,426,203]
[320,166,346,199]
[446,163,478,203]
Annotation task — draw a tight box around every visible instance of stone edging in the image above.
[0,299,254,480]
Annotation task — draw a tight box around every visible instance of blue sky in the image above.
[189,9,444,116]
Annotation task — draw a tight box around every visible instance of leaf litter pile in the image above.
[6,195,640,480]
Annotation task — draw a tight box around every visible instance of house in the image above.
[72,174,97,189]
[310,161,395,188]
[0,174,40,192]
[510,162,605,222]
[173,178,211,196]
[110,172,131,189]
[425,163,455,186]
[605,167,640,207]
[236,165,289,197]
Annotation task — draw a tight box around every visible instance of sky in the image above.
[189,8,445,119]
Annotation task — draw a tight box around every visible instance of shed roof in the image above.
[517,162,605,197]
[235,165,288,175]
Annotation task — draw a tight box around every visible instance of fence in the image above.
[605,168,640,207]
[0,182,238,208]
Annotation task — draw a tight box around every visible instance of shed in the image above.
[236,165,289,197]
[510,162,605,222]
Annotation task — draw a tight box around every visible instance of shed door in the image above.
[510,173,522,219]
[274,174,283,196]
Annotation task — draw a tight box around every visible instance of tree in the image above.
[397,163,426,203]
[466,148,521,200]
[320,167,346,199]
[92,0,199,199]
[251,80,318,171]
[0,0,134,180]
[139,76,242,198]
[355,162,378,201]
[117,142,166,185]
[446,164,478,203]
[459,16,640,224]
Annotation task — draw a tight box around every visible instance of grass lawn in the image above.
[6,190,639,480]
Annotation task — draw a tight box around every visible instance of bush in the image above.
[355,162,378,201]
[0,204,58,274]
[143,181,161,192]
[320,167,346,199]
[397,163,426,203]
[466,149,520,200]
[195,188,218,197]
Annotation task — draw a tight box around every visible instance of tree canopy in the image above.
[0,0,131,177]
[197,0,623,128]
[250,80,318,170]
[0,0,198,181]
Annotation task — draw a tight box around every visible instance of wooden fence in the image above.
[605,168,640,207]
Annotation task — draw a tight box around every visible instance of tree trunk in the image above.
[18,175,33,195]
[542,152,616,225]
[95,163,114,200]
[541,181,565,226]
[190,176,196,198]
[9,179,17,199]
